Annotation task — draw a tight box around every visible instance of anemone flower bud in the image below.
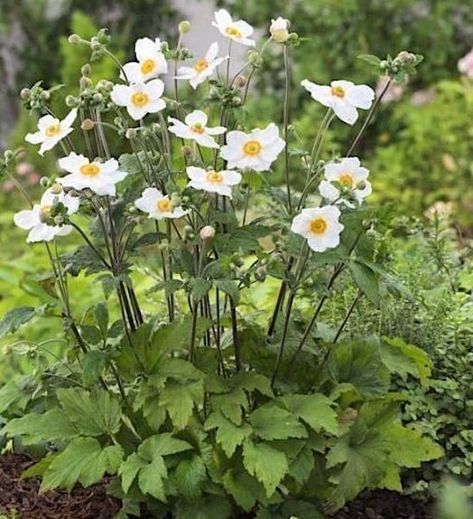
[270,17,290,43]
[200,225,216,241]
[179,20,191,34]
[81,119,95,131]
[68,34,81,45]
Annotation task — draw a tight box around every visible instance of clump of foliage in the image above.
[0,10,441,518]
[318,212,473,494]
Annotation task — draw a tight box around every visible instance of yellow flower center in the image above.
[191,123,205,134]
[140,59,156,74]
[157,198,173,213]
[194,58,209,73]
[131,92,150,107]
[331,86,345,98]
[45,123,61,137]
[226,26,242,38]
[80,163,101,176]
[339,173,354,188]
[206,170,223,184]
[310,217,327,235]
[243,140,262,156]
[39,205,52,218]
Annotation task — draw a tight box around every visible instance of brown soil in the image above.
[0,453,120,519]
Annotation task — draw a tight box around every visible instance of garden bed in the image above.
[0,454,434,519]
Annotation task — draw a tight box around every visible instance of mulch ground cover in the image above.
[0,453,434,518]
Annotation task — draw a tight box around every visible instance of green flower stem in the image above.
[283,45,293,214]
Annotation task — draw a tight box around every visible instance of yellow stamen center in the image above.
[39,205,52,218]
[140,59,156,74]
[194,58,209,73]
[206,170,223,184]
[131,92,150,107]
[45,124,61,137]
[80,163,101,176]
[310,217,327,235]
[243,140,262,156]
[331,86,345,98]
[226,26,242,38]
[191,123,205,134]
[339,173,354,188]
[157,198,173,213]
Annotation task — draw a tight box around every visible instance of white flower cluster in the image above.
[16,8,375,253]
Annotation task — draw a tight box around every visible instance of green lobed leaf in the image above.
[281,394,339,435]
[0,306,37,337]
[249,404,308,441]
[205,411,252,457]
[242,440,288,497]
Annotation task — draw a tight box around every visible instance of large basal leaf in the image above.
[160,380,204,429]
[173,455,207,498]
[280,394,339,435]
[249,404,308,441]
[222,470,265,512]
[380,337,431,386]
[242,440,288,497]
[3,408,78,444]
[175,495,232,519]
[41,437,108,491]
[57,388,121,437]
[205,411,252,457]
[328,339,390,397]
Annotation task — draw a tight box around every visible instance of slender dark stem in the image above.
[229,298,241,372]
[347,78,392,156]
[333,291,362,343]
[70,222,111,269]
[271,291,296,387]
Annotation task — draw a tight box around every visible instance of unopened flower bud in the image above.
[248,50,263,67]
[232,96,242,106]
[81,119,95,131]
[270,17,290,43]
[20,88,31,100]
[235,75,247,88]
[151,122,161,133]
[200,225,215,241]
[93,93,103,103]
[90,38,102,51]
[181,145,193,158]
[395,51,416,65]
[40,177,50,188]
[53,215,65,225]
[67,95,80,107]
[3,150,14,163]
[178,20,191,34]
[125,128,138,140]
[68,34,81,45]
[170,193,182,206]
[80,76,92,90]
[50,183,63,195]
[81,64,91,76]
[40,91,50,101]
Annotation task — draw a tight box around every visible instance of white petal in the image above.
[332,99,359,125]
[195,133,219,148]
[25,131,44,144]
[222,170,242,185]
[214,9,233,28]
[121,62,141,84]
[14,208,39,230]
[135,37,158,61]
[346,85,375,109]
[58,152,88,174]
[37,115,58,131]
[111,85,132,106]
[185,110,208,127]
[319,180,339,201]
[186,167,206,181]
[144,79,164,100]
[206,42,219,61]
[301,80,333,107]
[62,109,77,129]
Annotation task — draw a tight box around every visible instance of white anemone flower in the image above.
[111,79,165,120]
[319,157,372,207]
[212,9,255,46]
[186,166,241,198]
[25,109,77,156]
[168,110,226,148]
[291,206,344,253]
[134,188,187,220]
[176,42,228,89]
[270,17,290,43]
[14,187,80,243]
[301,79,375,125]
[121,37,168,84]
[57,152,127,196]
[220,123,285,172]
